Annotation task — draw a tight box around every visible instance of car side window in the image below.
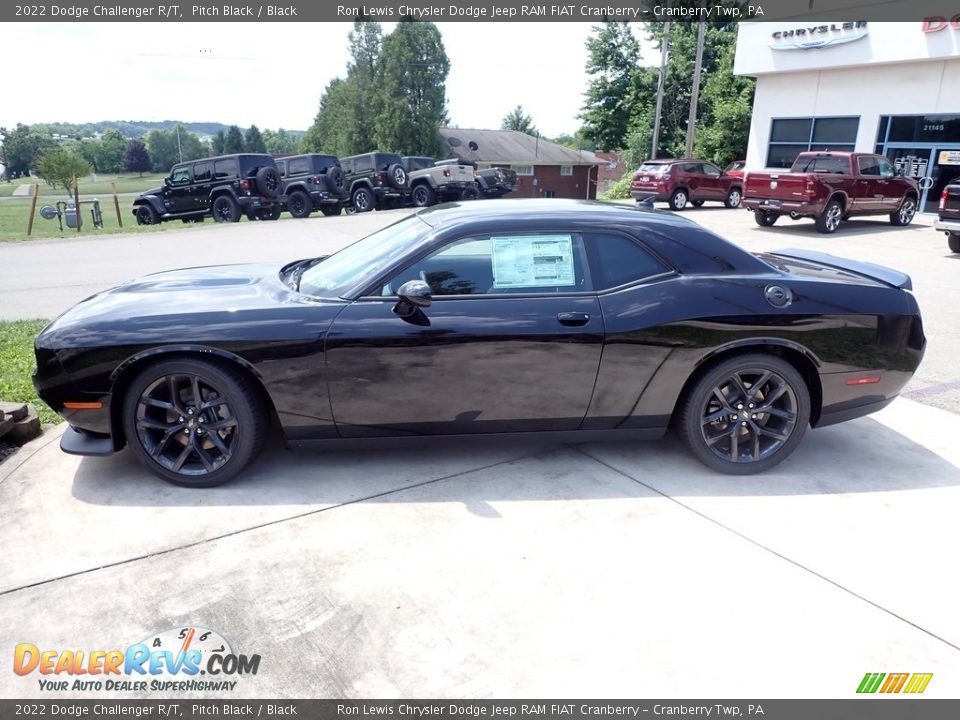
[214,158,239,180]
[877,158,895,178]
[380,233,589,297]
[858,157,880,176]
[193,163,212,182]
[585,233,670,290]
[289,158,310,175]
[702,164,721,177]
[170,167,191,185]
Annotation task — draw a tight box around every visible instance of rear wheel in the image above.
[212,195,240,223]
[754,210,779,227]
[948,233,960,254]
[460,184,481,201]
[254,167,282,198]
[257,206,281,221]
[815,199,843,234]
[287,190,312,219]
[725,187,743,208]
[135,205,159,225]
[122,359,267,487]
[889,196,917,226]
[352,187,374,213]
[669,189,688,211]
[677,354,810,475]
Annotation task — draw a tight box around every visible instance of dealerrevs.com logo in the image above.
[13,626,261,693]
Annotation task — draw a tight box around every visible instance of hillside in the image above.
[25,121,305,140]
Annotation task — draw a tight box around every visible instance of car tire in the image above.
[135,205,160,225]
[725,187,743,208]
[754,210,779,227]
[691,200,705,208]
[254,167,282,198]
[411,184,435,208]
[320,204,341,217]
[889,196,917,226]
[948,233,960,254]
[122,359,267,488]
[677,353,810,475]
[287,190,312,219]
[815,199,843,234]
[387,164,408,190]
[325,166,346,195]
[352,187,374,213]
[669,189,688,211]
[460,184,481,201]
[212,195,240,223]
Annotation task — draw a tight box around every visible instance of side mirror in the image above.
[393,280,432,322]
[164,177,172,187]
[895,167,905,177]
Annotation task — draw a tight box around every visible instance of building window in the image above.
[560,165,573,176]
[511,165,534,176]
[881,114,960,144]
[766,116,859,168]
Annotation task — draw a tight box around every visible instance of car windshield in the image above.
[298,215,432,298]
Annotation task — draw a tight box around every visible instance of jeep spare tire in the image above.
[326,166,346,194]
[387,164,407,190]
[254,167,282,198]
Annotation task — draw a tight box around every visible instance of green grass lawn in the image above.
[0,177,37,198]
[0,320,58,425]
[0,197,209,242]
[2,172,167,198]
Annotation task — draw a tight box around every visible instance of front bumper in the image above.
[60,425,115,457]
[934,217,960,234]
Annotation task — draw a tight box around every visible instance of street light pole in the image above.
[685,20,707,157]
[651,21,671,160]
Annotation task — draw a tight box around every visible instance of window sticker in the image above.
[491,235,575,288]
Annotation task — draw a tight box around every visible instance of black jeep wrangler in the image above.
[340,152,410,212]
[132,154,284,224]
[277,154,349,218]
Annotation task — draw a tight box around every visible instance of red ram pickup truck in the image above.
[935,183,960,253]
[743,152,919,234]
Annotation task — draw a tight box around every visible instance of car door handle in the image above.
[557,312,590,327]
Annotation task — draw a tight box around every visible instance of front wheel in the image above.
[135,205,159,226]
[815,199,843,234]
[725,187,743,208]
[669,189,688,211]
[287,190,312,219]
[948,233,960,254]
[754,210,779,227]
[122,359,267,487]
[212,195,240,223]
[677,354,810,475]
[889,196,917,226]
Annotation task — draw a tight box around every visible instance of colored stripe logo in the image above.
[857,672,933,694]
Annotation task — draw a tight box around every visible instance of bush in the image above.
[601,174,633,201]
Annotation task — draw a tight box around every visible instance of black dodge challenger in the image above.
[33,200,925,487]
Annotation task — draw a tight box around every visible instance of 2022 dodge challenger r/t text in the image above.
[33,200,925,487]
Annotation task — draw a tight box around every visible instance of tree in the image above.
[1,124,55,176]
[96,129,127,174]
[263,128,298,155]
[374,20,450,156]
[34,146,90,192]
[224,125,245,154]
[212,130,226,156]
[580,22,640,151]
[501,105,538,136]
[122,139,151,176]
[145,126,206,172]
[693,32,755,166]
[301,78,354,156]
[244,124,266,153]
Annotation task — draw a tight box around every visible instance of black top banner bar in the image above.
[2,0,959,23]
[1,700,959,720]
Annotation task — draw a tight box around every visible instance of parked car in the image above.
[743,151,920,234]
[439,160,517,198]
[935,183,960,254]
[35,199,924,487]
[340,152,410,212]
[402,156,477,207]
[132,154,284,224]
[630,159,743,210]
[724,160,747,179]
[276,154,348,218]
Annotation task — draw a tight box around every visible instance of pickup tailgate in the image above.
[744,171,811,204]
[940,183,960,222]
[768,248,912,290]
[446,164,475,183]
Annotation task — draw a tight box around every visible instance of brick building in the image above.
[438,127,601,200]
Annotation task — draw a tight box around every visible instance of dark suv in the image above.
[630,158,743,211]
[340,152,410,212]
[132,154,284,224]
[277,154,349,218]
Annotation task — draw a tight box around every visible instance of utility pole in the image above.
[176,123,183,163]
[651,21,671,160]
[685,20,707,157]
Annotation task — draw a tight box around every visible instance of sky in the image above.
[4,23,654,138]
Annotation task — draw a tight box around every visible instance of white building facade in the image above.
[735,20,960,213]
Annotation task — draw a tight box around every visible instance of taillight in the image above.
[240,179,250,192]
[941,188,949,212]
[804,177,817,197]
[443,168,450,177]
[373,172,385,184]
[314,174,323,185]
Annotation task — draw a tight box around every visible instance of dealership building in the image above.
[735,19,960,213]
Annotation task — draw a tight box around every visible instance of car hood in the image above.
[139,186,164,197]
[40,262,343,346]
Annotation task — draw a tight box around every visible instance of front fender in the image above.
[132,194,166,215]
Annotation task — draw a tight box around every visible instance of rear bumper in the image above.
[934,217,960,234]
[631,191,668,201]
[743,198,822,215]
[236,195,286,209]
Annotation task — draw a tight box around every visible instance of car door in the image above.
[699,162,725,200]
[854,155,883,212]
[163,164,192,213]
[190,161,213,213]
[324,231,603,437]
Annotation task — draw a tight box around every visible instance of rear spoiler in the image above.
[770,248,913,290]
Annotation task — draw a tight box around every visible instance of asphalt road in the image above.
[1,203,957,415]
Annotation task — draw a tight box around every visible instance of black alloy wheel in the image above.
[136,205,159,225]
[212,195,240,223]
[123,359,266,487]
[287,190,312,218]
[411,185,435,208]
[678,354,810,474]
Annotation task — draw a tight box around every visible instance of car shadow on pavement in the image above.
[749,219,931,238]
[67,414,960,507]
